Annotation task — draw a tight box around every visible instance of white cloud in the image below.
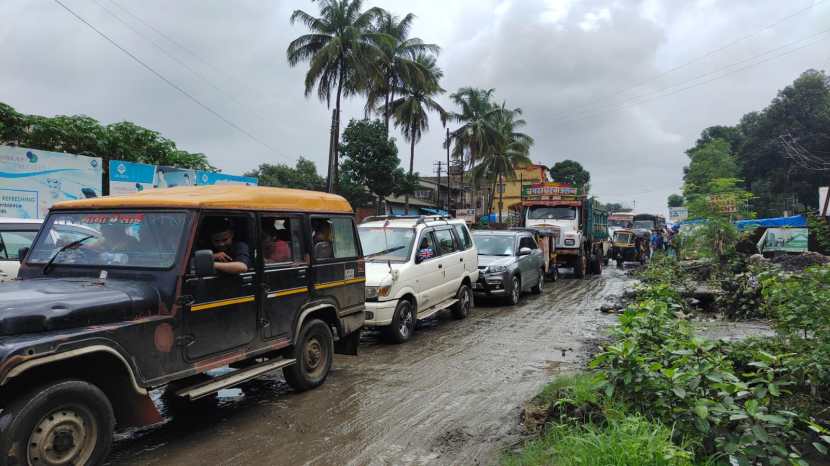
[579,7,612,31]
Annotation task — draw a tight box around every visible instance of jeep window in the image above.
[312,217,357,260]
[452,224,473,250]
[0,231,37,260]
[473,235,514,256]
[433,229,457,255]
[527,206,576,220]
[358,226,415,262]
[262,216,305,265]
[28,212,187,268]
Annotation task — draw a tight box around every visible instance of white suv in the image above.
[358,216,479,343]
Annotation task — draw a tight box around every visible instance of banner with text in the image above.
[109,160,256,196]
[0,146,102,218]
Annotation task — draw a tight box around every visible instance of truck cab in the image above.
[0,185,364,465]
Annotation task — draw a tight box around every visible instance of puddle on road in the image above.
[107,268,636,466]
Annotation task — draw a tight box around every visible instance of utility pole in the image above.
[434,160,443,213]
[446,128,451,214]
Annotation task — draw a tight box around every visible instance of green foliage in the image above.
[504,415,695,466]
[0,102,213,170]
[685,70,830,216]
[684,178,754,261]
[668,194,685,208]
[244,157,325,191]
[683,139,739,197]
[338,119,416,209]
[807,213,830,255]
[549,159,590,193]
[763,266,830,340]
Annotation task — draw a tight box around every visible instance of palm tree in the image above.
[388,54,447,211]
[472,104,534,220]
[448,88,503,214]
[287,0,384,192]
[365,12,440,135]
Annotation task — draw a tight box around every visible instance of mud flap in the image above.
[113,390,163,428]
[334,329,360,356]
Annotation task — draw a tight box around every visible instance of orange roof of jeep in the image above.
[53,185,353,213]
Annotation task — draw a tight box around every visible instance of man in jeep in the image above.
[206,217,250,274]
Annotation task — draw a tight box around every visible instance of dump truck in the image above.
[519,183,609,278]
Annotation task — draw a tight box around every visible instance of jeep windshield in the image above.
[358,226,415,262]
[28,212,187,269]
[527,206,576,220]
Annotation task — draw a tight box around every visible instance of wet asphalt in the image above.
[106,267,634,466]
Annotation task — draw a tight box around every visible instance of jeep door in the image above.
[182,213,259,361]
[432,227,464,300]
[310,215,364,315]
[259,214,309,340]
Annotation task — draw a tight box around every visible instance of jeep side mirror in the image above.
[18,247,29,264]
[414,254,424,264]
[193,249,215,276]
[518,247,532,256]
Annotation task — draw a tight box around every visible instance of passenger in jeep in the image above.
[206,217,251,274]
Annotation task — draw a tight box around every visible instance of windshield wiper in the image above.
[365,245,405,259]
[42,235,95,275]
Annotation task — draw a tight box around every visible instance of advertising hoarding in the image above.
[521,182,578,197]
[757,228,809,253]
[109,160,256,196]
[668,207,689,223]
[0,145,102,218]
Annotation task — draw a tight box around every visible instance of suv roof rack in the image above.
[361,215,452,225]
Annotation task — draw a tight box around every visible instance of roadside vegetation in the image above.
[505,254,830,465]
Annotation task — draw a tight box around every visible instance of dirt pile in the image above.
[770,251,830,272]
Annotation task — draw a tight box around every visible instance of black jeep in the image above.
[0,185,365,465]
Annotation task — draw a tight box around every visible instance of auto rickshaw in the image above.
[512,226,560,281]
[610,228,651,267]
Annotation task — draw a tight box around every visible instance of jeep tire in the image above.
[284,319,333,391]
[1,379,115,466]
[385,300,416,344]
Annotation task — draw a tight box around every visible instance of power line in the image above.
[550,29,830,126]
[105,0,264,100]
[551,0,827,120]
[51,0,289,161]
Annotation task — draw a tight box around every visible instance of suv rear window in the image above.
[453,224,472,250]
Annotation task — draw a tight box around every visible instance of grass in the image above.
[504,415,697,466]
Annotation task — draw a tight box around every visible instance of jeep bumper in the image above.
[364,299,398,327]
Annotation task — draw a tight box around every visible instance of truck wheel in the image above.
[283,319,333,391]
[507,276,521,305]
[574,255,587,278]
[384,300,416,343]
[531,269,544,294]
[1,380,115,466]
[590,254,603,275]
[451,283,473,319]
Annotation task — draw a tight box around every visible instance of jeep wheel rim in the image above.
[460,288,471,314]
[28,405,97,466]
[399,305,413,337]
[304,336,326,377]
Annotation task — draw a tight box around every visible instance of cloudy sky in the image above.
[1,0,828,214]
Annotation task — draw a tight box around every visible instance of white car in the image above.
[358,216,479,343]
[0,218,43,281]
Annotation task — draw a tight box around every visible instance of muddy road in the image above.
[107,268,633,466]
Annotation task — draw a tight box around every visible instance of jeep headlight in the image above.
[487,265,508,274]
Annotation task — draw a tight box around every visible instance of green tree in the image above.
[366,11,440,135]
[473,103,533,219]
[685,178,754,261]
[449,87,502,211]
[667,194,685,208]
[339,119,416,212]
[682,138,738,197]
[604,202,632,212]
[287,0,385,192]
[387,54,446,210]
[244,157,325,191]
[549,160,591,193]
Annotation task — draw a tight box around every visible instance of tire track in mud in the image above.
[107,268,634,466]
